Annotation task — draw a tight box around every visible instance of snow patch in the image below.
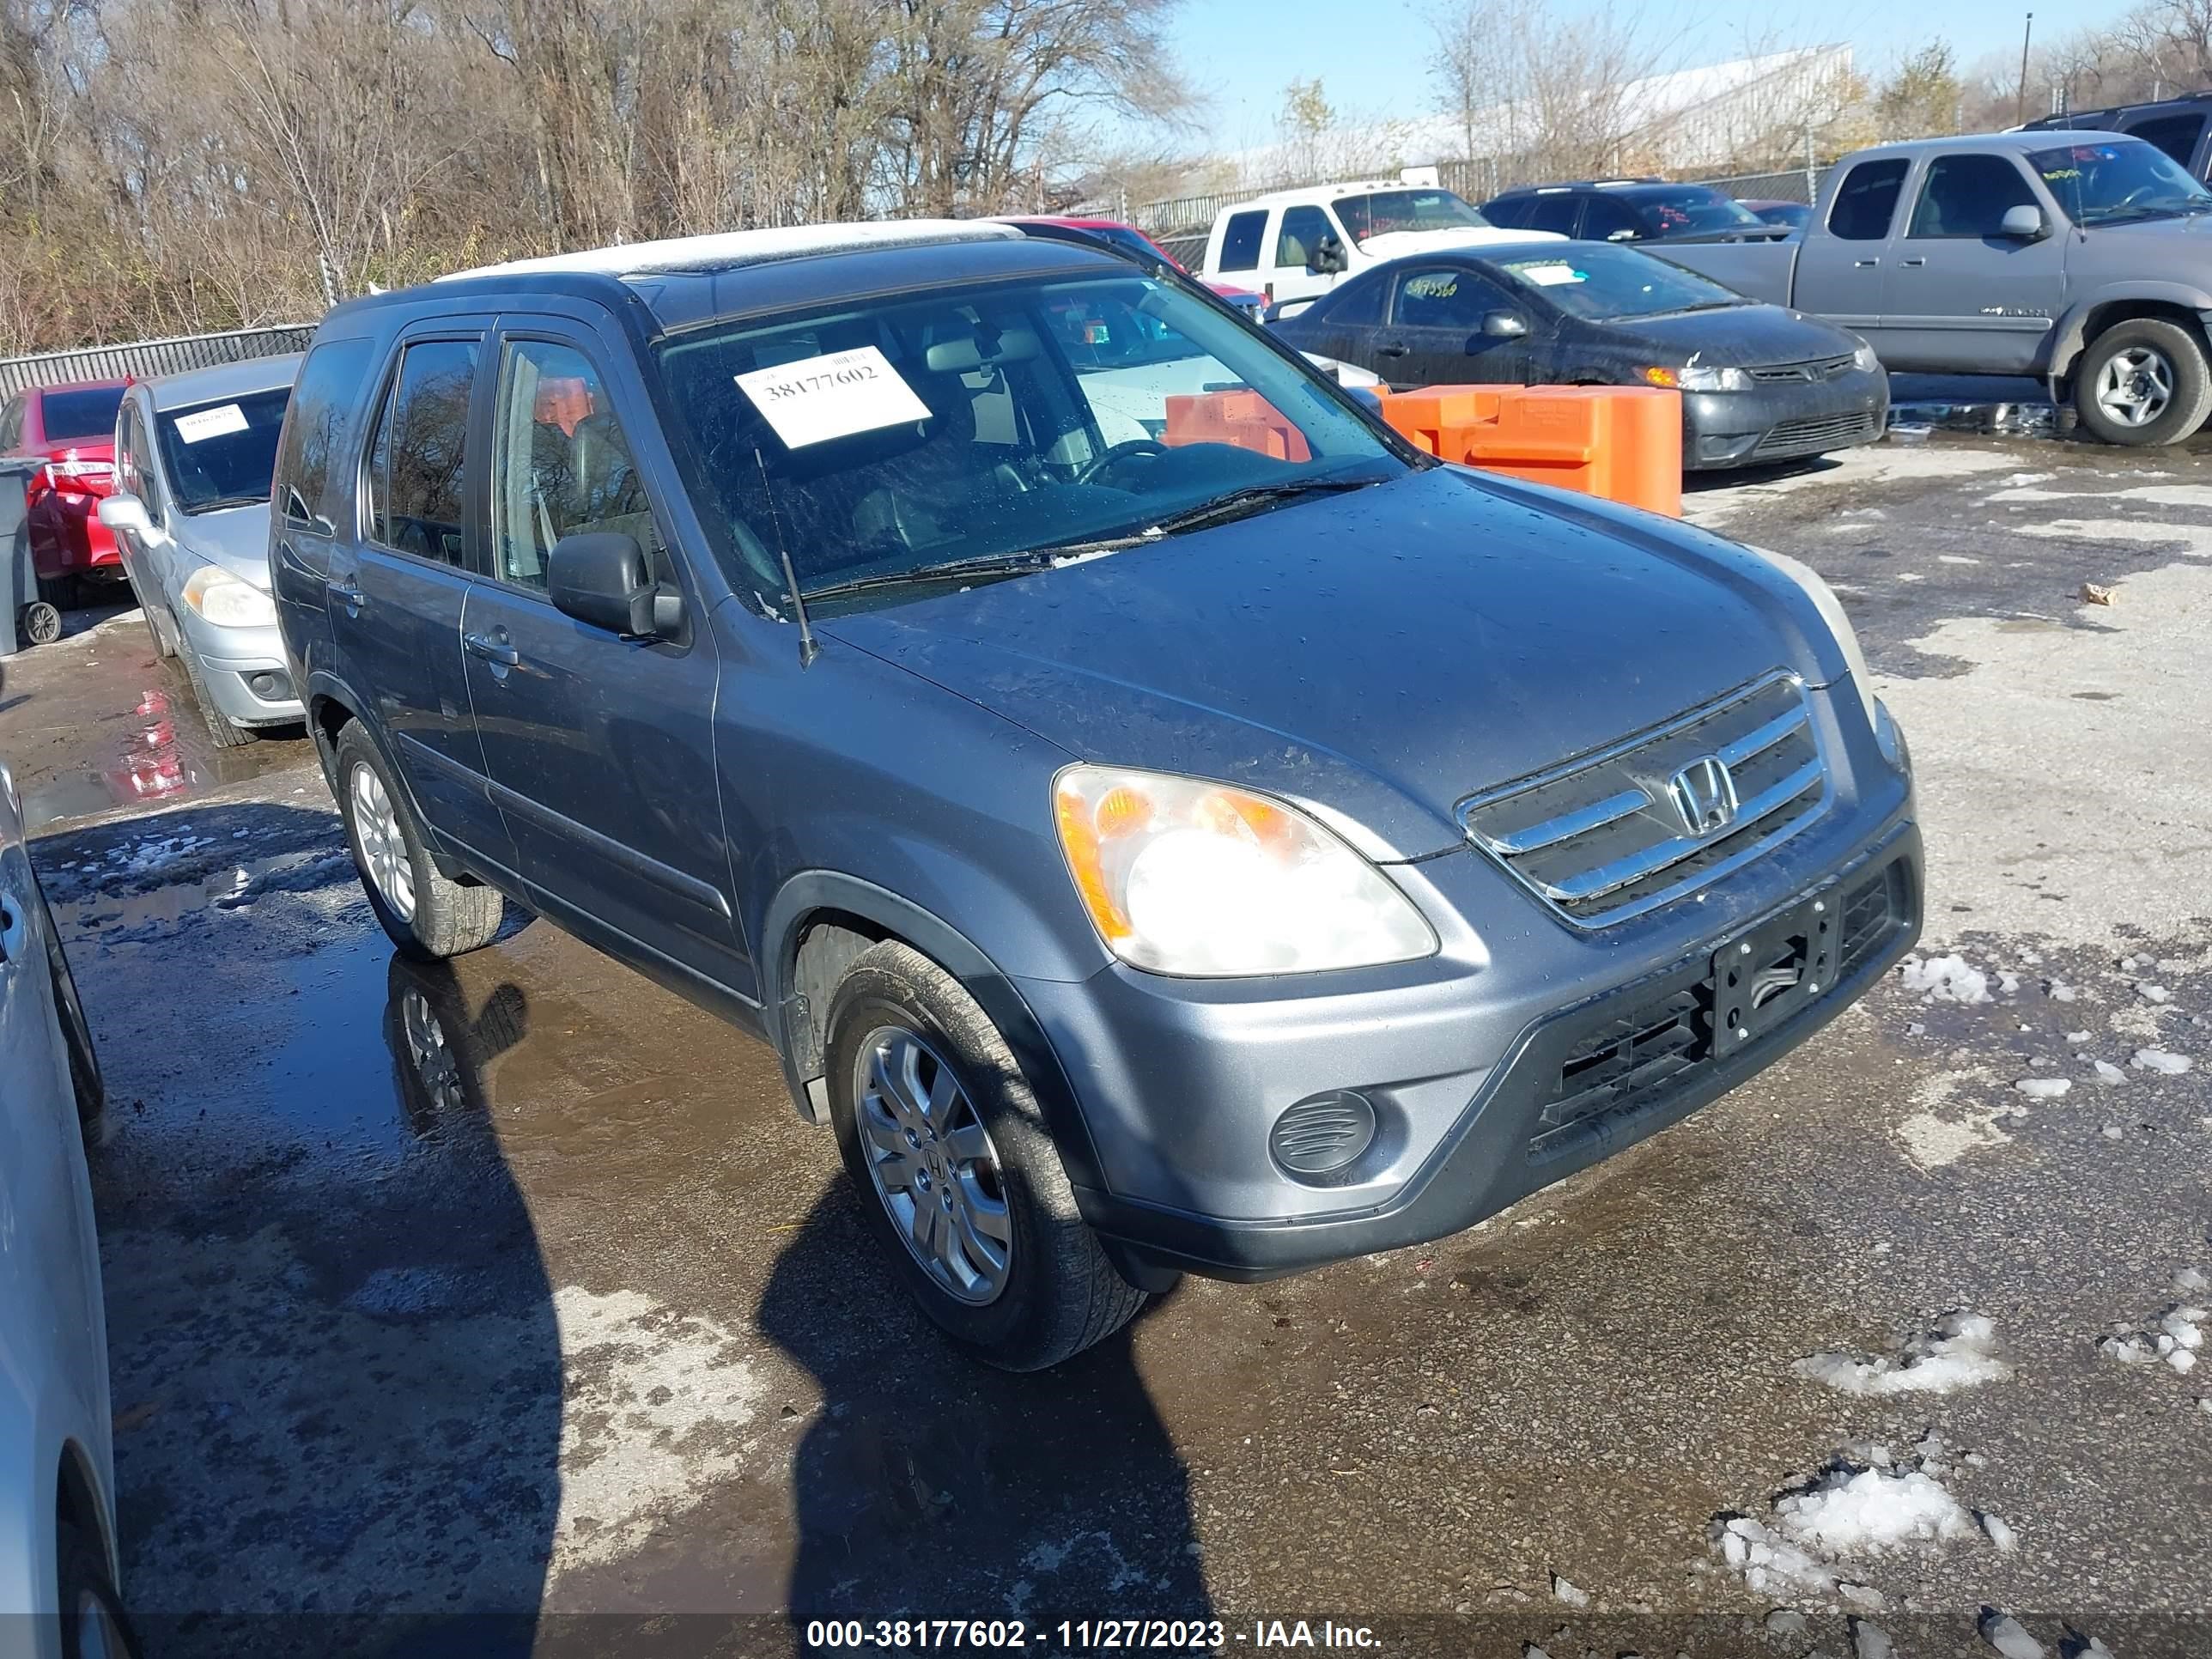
[2133,1048,2192,1074]
[1978,1610,2045,1659]
[1795,1310,2009,1396]
[2100,1299,2206,1377]
[1899,953,1992,1003]
[2014,1077,2069,1099]
[1712,1446,1989,1603]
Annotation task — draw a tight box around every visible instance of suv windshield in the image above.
[1618,185,1768,238]
[155,386,293,513]
[1334,189,1490,245]
[653,270,1407,611]
[2029,138,2212,223]
[1492,245,1743,319]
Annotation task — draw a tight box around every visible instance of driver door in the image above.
[1265,205,1343,305]
[1884,152,2067,373]
[1381,264,1536,388]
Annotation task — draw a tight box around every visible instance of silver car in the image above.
[99,356,302,746]
[0,761,132,1656]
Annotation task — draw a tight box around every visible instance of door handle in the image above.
[0,888,23,966]
[1899,257,1927,267]
[326,575,365,609]
[1853,258,1881,268]
[1376,342,1409,357]
[464,630,520,667]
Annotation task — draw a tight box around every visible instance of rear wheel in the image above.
[35,872,104,1133]
[20,601,62,646]
[2074,318,2212,447]
[332,720,503,960]
[56,1520,137,1659]
[179,652,256,749]
[824,940,1146,1370]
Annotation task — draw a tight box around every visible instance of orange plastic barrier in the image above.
[1370,384,1681,517]
[1163,389,1311,463]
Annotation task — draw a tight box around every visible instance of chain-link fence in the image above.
[0,323,317,399]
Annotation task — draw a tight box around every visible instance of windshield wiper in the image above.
[799,550,1060,604]
[1143,475,1382,538]
[188,494,268,514]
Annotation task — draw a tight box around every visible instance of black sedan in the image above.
[1271,240,1890,470]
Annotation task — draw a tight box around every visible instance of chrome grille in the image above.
[1747,354,1855,384]
[1456,674,1830,927]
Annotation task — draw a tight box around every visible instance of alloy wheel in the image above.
[400,988,464,1115]
[852,1026,1013,1305]
[349,761,416,921]
[2094,345,2173,428]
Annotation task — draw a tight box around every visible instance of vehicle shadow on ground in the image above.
[40,800,564,1658]
[757,1188,1212,1639]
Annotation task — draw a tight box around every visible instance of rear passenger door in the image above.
[459,321,748,994]
[1795,156,1910,343]
[335,324,517,871]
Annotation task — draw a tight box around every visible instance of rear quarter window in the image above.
[1827,159,1911,240]
[274,338,377,531]
[40,386,126,443]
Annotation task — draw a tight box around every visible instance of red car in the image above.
[994,216,1267,319]
[0,378,131,614]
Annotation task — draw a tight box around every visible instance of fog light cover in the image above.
[1270,1091,1377,1177]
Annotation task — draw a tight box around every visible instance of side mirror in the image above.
[1479,310,1529,340]
[1999,204,2047,240]
[1307,237,1347,276]
[547,532,682,638]
[97,491,161,543]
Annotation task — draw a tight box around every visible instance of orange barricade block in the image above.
[1164,389,1311,463]
[1371,384,1681,517]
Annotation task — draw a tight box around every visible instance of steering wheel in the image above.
[1074,439,1170,487]
[2115,183,2160,210]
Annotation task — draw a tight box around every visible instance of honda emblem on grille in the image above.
[1668,755,1738,836]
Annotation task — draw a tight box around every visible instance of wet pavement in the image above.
[9,436,2212,1658]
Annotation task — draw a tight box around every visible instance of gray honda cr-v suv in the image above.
[271,221,1921,1369]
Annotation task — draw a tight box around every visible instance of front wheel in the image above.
[179,652,256,749]
[824,940,1146,1370]
[56,1520,138,1659]
[2074,319,2212,447]
[332,720,503,960]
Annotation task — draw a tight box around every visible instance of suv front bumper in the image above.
[1027,809,1921,1285]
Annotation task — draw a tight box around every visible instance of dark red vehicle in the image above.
[0,378,131,624]
[994,216,1267,319]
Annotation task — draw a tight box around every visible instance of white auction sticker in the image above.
[173,403,251,443]
[1514,263,1584,287]
[735,345,932,448]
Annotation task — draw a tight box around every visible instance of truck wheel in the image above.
[823,940,1146,1370]
[332,720,503,961]
[180,653,256,749]
[2074,319,2212,446]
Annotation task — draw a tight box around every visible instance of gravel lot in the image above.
[6,426,2210,1659]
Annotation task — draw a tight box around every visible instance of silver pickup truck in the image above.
[1658,130,2212,447]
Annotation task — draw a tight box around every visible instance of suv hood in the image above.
[1359,228,1566,260]
[173,502,275,590]
[820,468,1836,860]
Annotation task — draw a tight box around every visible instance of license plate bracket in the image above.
[1710,892,1838,1052]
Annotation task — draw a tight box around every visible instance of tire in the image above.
[37,573,79,611]
[21,601,62,646]
[2073,318,2212,447]
[332,720,503,961]
[56,1519,138,1659]
[823,939,1146,1370]
[143,599,177,659]
[179,652,256,749]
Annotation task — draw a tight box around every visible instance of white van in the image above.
[1198,176,1563,311]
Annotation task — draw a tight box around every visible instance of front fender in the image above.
[2044,282,2212,381]
[759,868,1109,1193]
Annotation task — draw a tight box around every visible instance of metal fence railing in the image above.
[0,323,318,399]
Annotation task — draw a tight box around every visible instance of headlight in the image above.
[1745,544,1873,702]
[1053,766,1437,976]
[181,564,277,629]
[1852,341,1881,373]
[1645,364,1752,392]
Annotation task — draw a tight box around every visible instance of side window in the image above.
[1273,204,1335,269]
[490,339,659,592]
[275,337,376,532]
[364,339,477,564]
[1524,194,1583,235]
[1907,154,2039,238]
[1217,210,1267,272]
[119,409,162,515]
[1485,198,1532,228]
[1827,159,1911,240]
[0,397,21,453]
[1393,265,1505,330]
[1580,195,1644,240]
[1322,276,1387,327]
[2127,112,2205,169]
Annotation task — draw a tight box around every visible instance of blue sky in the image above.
[1160,0,2123,151]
